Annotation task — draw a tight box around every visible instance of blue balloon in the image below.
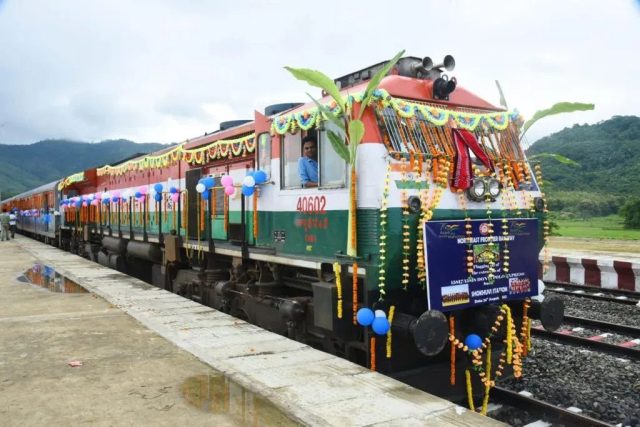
[356,308,375,327]
[242,185,255,196]
[245,171,255,178]
[169,187,178,194]
[201,190,210,200]
[464,334,483,350]
[253,170,267,184]
[134,191,142,198]
[203,177,215,189]
[154,193,162,202]
[103,198,111,204]
[372,317,390,335]
[154,183,163,193]
[112,196,120,203]
[75,201,82,208]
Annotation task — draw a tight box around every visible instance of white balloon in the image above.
[196,183,206,193]
[242,176,256,187]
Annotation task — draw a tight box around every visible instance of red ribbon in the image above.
[451,129,493,191]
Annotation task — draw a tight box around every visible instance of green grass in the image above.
[554,215,640,240]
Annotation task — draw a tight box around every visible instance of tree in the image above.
[620,198,640,229]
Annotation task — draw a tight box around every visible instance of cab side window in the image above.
[257,133,271,179]
[282,133,302,189]
[319,121,347,187]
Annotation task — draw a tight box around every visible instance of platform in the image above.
[2,236,502,426]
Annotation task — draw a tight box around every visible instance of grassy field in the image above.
[554,215,640,240]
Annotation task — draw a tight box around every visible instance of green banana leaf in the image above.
[522,102,594,138]
[284,67,346,112]
[528,153,580,167]
[359,50,405,119]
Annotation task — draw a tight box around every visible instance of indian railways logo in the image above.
[479,223,490,235]
[439,223,461,238]
[510,221,529,236]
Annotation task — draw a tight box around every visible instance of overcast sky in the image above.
[0,0,638,146]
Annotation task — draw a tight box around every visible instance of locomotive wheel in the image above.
[540,293,564,331]
[412,310,449,356]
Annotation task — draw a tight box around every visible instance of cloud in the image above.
[0,0,638,145]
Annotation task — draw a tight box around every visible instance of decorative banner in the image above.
[93,133,256,178]
[57,172,85,190]
[271,88,522,135]
[424,218,539,312]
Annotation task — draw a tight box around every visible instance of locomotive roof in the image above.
[285,75,503,116]
[1,179,59,203]
[183,122,255,151]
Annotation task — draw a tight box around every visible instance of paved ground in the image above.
[0,237,291,426]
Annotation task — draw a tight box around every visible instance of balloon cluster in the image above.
[196,176,216,200]
[196,170,268,199]
[356,308,391,335]
[240,170,267,196]
[133,186,148,201]
[152,183,163,202]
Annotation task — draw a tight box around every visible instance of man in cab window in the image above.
[298,135,318,188]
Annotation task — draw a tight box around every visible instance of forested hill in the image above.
[527,115,640,197]
[0,139,170,198]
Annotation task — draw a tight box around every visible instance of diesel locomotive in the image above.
[1,54,564,403]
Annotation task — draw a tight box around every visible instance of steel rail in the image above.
[490,386,611,427]
[544,281,640,305]
[531,327,640,360]
[563,315,640,337]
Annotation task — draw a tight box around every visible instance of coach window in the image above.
[319,121,347,187]
[257,133,271,179]
[281,132,302,189]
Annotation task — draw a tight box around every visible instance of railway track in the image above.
[531,325,640,359]
[564,314,640,337]
[489,386,611,426]
[544,280,640,305]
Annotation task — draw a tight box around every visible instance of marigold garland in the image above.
[270,89,522,135]
[504,304,513,364]
[370,337,376,371]
[386,305,396,359]
[480,341,492,415]
[535,163,551,273]
[352,262,358,325]
[333,262,343,319]
[253,191,258,240]
[400,158,410,289]
[465,369,475,411]
[449,315,456,385]
[450,303,529,412]
[377,163,391,298]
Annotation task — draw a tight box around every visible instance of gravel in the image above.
[548,291,640,327]
[499,338,640,425]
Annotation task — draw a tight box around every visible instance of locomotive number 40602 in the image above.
[296,195,326,214]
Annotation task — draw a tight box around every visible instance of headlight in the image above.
[408,196,421,214]
[488,178,501,199]
[466,178,487,202]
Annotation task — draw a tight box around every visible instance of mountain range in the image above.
[0,139,170,198]
[1,115,638,208]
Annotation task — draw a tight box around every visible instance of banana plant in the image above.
[522,102,595,141]
[285,50,404,257]
[523,102,594,165]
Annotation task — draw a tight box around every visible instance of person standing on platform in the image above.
[0,210,10,241]
[9,210,16,238]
